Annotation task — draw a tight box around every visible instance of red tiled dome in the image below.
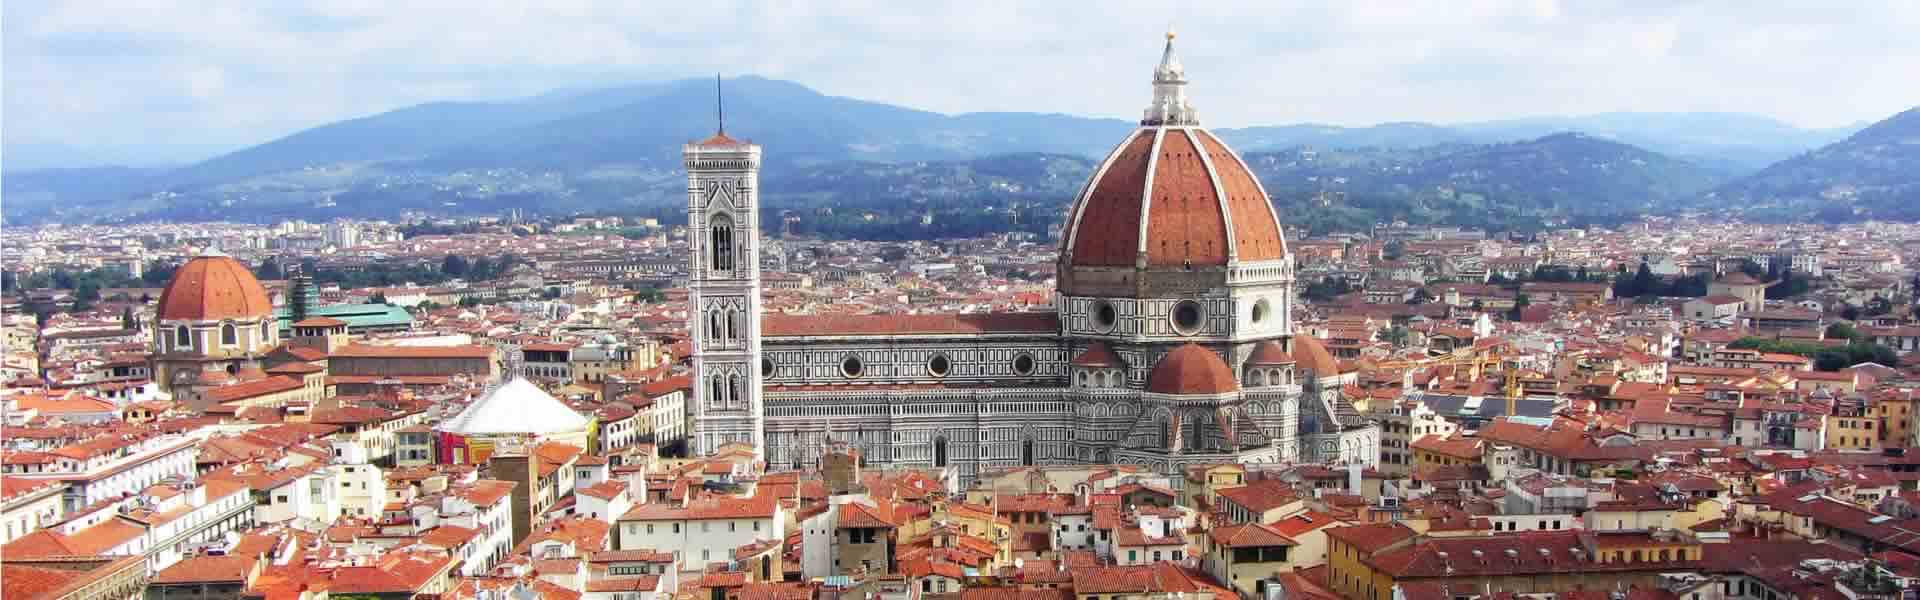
[157,254,272,322]
[1061,128,1286,269]
[1292,336,1337,377]
[1247,340,1295,366]
[1146,343,1238,395]
[1071,342,1124,367]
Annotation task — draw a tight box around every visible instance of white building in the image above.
[440,479,517,575]
[2,434,198,512]
[335,463,389,519]
[1,477,65,544]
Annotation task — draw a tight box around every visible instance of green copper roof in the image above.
[275,303,414,331]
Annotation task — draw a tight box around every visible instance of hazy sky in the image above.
[5,1,1918,162]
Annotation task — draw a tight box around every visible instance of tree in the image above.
[1826,323,1859,342]
[1630,263,1655,297]
[1408,289,1435,305]
[1867,297,1893,316]
[121,306,137,330]
[1738,260,1766,280]
[73,281,101,311]
[1507,293,1532,321]
[1383,326,1411,348]
[458,296,482,308]
[1842,305,1862,321]
[370,291,390,305]
[1,270,16,292]
[442,255,471,276]
[1815,350,1851,371]
[256,258,285,280]
[141,260,176,286]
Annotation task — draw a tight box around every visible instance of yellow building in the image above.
[1183,463,1248,509]
[1205,522,1299,598]
[1826,413,1880,452]
[1409,434,1483,472]
[1878,392,1914,447]
[1328,527,1709,600]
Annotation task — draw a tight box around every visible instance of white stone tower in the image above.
[685,118,766,458]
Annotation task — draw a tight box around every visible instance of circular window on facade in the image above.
[928,354,952,377]
[1171,300,1205,335]
[1092,300,1119,333]
[1251,298,1271,324]
[1012,353,1037,376]
[761,357,775,378]
[841,355,865,378]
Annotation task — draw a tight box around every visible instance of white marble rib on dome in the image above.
[436,377,589,435]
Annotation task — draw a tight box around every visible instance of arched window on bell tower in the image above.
[933,437,949,467]
[1022,439,1036,466]
[710,214,735,272]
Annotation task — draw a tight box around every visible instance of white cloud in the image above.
[4,0,1916,158]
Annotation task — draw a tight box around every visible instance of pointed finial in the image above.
[715,74,725,135]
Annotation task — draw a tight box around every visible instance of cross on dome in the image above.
[1143,31,1198,126]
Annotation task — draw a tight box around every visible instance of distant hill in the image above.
[1455,112,1859,171]
[0,75,1871,227]
[163,81,678,186]
[1244,133,1729,233]
[1705,106,1920,221]
[415,77,1130,171]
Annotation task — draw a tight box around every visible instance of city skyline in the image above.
[6,2,1919,167]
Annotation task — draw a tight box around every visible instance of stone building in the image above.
[148,251,280,404]
[684,34,1378,488]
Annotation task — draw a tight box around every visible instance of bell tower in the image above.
[685,101,765,459]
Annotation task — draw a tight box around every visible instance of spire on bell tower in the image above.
[715,73,726,136]
[1142,30,1199,126]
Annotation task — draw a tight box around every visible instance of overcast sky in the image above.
[5,1,1918,164]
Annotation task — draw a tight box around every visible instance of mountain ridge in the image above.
[0,75,1899,228]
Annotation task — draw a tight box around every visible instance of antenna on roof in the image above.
[715,74,726,136]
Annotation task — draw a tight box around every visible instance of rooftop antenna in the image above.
[715,74,726,135]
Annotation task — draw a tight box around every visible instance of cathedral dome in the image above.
[157,252,273,322]
[1146,343,1238,395]
[1060,35,1287,270]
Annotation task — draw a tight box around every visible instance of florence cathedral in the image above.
[683,34,1379,488]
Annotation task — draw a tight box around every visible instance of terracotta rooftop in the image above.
[1145,343,1237,395]
[157,253,273,322]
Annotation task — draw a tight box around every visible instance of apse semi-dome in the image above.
[1060,33,1288,272]
[1145,343,1239,395]
[157,251,274,322]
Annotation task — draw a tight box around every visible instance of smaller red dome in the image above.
[1292,336,1337,376]
[1071,342,1124,368]
[1247,340,1294,366]
[158,253,273,322]
[1146,343,1238,395]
